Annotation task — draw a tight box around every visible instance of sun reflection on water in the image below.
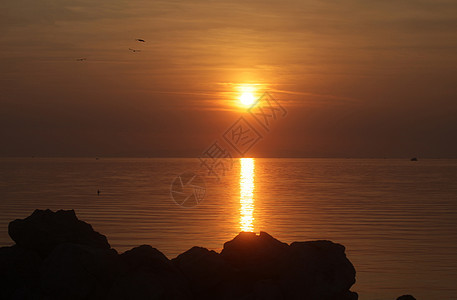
[240,158,255,232]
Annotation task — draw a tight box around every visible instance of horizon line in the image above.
[1,156,456,159]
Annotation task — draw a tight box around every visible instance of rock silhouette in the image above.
[0,209,365,299]
[397,295,416,300]
[8,209,110,257]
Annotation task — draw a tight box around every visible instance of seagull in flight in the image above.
[136,39,146,42]
[129,48,141,53]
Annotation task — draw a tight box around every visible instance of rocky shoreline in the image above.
[0,209,415,300]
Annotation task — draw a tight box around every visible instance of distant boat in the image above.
[410,157,418,161]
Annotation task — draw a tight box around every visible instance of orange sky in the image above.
[1,0,456,157]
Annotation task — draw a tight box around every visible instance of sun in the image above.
[237,85,258,107]
[240,92,256,106]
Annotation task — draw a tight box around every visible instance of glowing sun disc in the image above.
[240,92,255,106]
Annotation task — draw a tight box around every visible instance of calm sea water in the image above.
[1,158,456,300]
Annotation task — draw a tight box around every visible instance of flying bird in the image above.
[129,48,141,53]
[136,39,146,42]
[76,58,87,61]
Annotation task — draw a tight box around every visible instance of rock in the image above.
[0,245,42,299]
[120,244,169,271]
[220,231,288,279]
[8,209,110,257]
[217,231,290,298]
[219,232,357,300]
[40,243,119,299]
[252,279,284,300]
[279,240,357,300]
[1,210,361,300]
[108,245,191,300]
[172,246,237,299]
[397,295,416,300]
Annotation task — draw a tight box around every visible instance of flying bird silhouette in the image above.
[136,39,145,42]
[76,58,87,61]
[129,48,141,53]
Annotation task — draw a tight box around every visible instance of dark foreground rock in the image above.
[0,209,360,299]
[8,209,110,257]
[397,295,416,300]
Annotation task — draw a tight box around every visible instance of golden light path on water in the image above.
[239,158,255,232]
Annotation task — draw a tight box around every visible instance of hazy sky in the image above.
[1,0,456,157]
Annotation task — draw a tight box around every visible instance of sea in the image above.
[0,157,456,300]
